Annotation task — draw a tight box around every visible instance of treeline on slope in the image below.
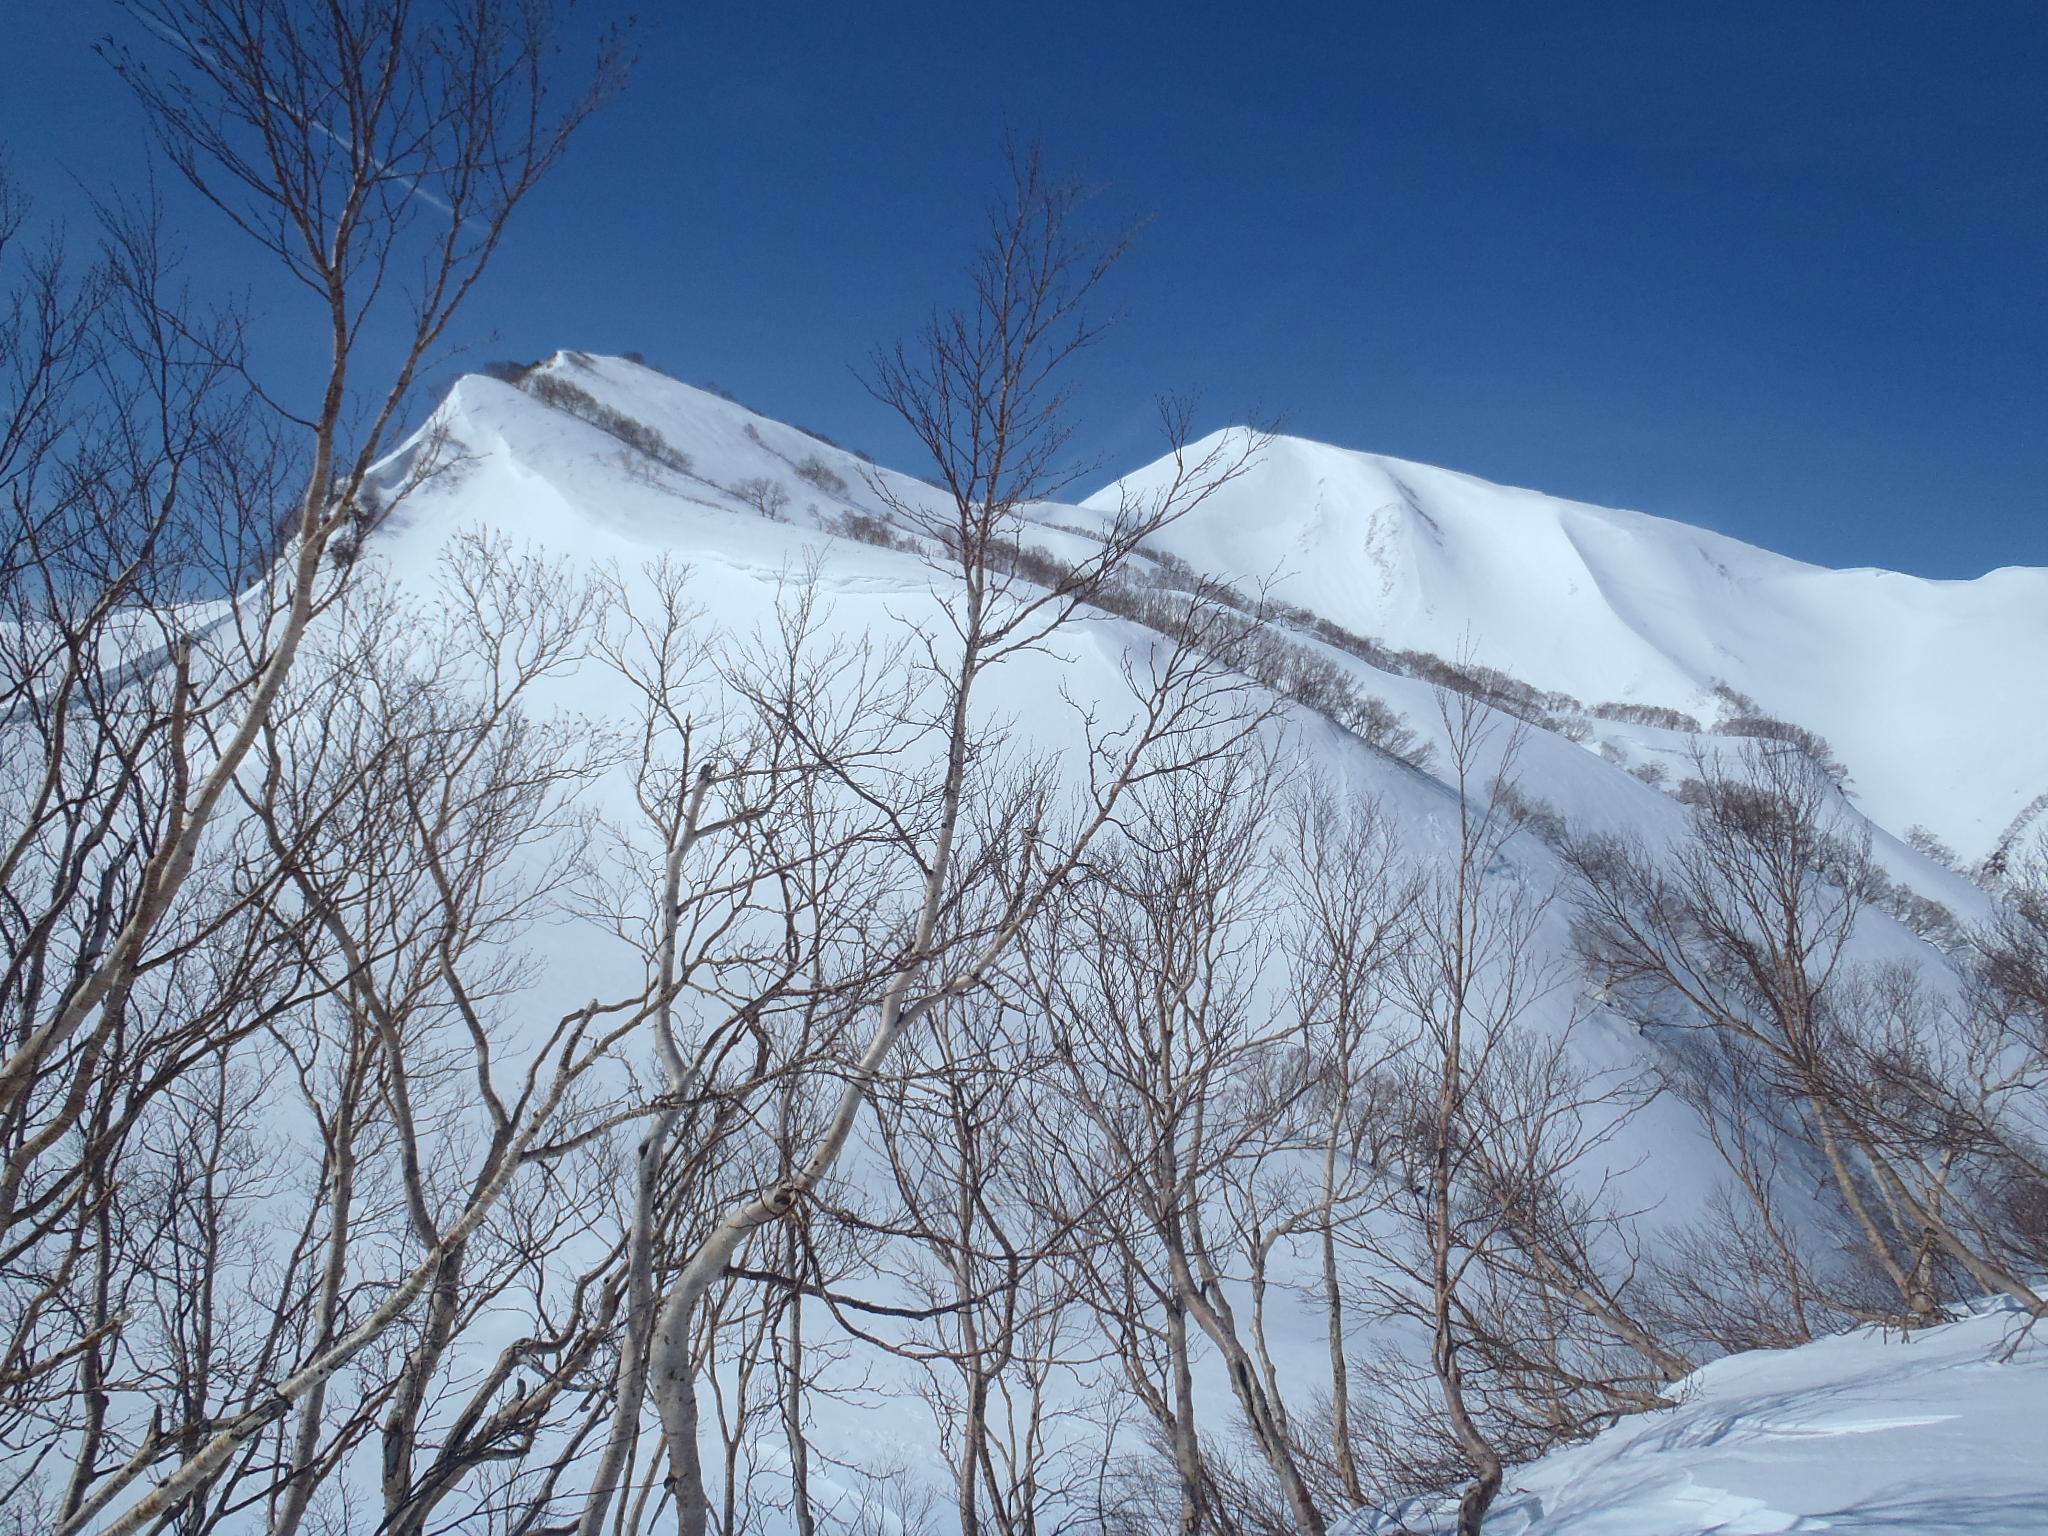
[484,353,883,467]
[497,357,1442,772]
[928,524,1854,793]
[1122,556,1854,791]
[494,358,1865,809]
[522,368,698,475]
[498,355,882,525]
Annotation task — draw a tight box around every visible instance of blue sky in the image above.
[5,1,2044,578]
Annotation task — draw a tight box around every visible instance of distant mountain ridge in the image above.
[1093,428,2048,864]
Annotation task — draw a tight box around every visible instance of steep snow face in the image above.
[1350,1299,2048,1536]
[1091,434,2048,862]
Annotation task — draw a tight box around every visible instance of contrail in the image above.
[127,1,473,228]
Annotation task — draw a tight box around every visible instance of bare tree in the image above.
[1,11,621,1517]
[242,536,627,1536]
[3,0,622,1142]
[1567,741,2046,1327]
[618,143,1268,1536]
[1349,696,1669,1535]
[574,562,927,1536]
[27,538,720,1536]
[1276,786,1416,1512]
[1376,699,1548,1536]
[865,986,1103,1536]
[1027,744,1331,1536]
[1951,847,2048,1281]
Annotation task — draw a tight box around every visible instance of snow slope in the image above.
[351,352,2045,1532]
[369,348,2004,1178]
[394,352,2048,866]
[1093,435,2048,863]
[1351,1300,2048,1536]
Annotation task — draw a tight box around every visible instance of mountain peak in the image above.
[396,354,2048,861]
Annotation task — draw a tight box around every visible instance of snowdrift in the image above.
[1353,1300,2048,1536]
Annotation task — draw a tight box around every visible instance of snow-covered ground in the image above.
[1354,1300,2048,1536]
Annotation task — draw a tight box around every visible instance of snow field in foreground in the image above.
[1351,1300,2048,1536]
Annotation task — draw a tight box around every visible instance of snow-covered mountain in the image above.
[371,346,2023,1189]
[400,352,2048,866]
[1102,432,2048,867]
[347,350,2045,1535]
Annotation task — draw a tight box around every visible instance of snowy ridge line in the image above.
[453,350,2048,865]
[449,357,1847,799]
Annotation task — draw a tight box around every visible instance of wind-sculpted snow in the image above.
[1091,431,2048,864]
[1349,1299,2048,1536]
